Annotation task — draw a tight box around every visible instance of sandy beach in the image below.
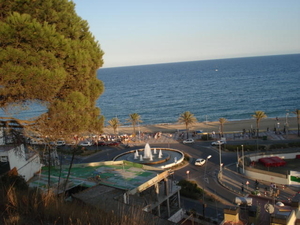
[103,116,298,135]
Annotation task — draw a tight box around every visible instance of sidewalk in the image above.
[219,163,299,205]
[131,129,299,145]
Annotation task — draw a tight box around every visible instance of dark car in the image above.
[95,141,107,146]
[107,142,120,146]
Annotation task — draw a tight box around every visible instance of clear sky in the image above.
[73,0,300,68]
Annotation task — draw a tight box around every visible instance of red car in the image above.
[107,142,120,146]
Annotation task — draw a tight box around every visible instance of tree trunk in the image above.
[64,149,76,194]
[48,145,51,193]
[186,124,189,139]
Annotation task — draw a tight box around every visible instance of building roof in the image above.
[29,161,163,193]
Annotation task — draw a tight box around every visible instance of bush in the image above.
[201,134,213,141]
[184,154,190,161]
[288,142,300,148]
[269,143,288,150]
[178,180,203,200]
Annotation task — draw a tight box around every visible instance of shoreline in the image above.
[103,116,298,135]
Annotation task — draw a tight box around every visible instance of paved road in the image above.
[60,132,299,223]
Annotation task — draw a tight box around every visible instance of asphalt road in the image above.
[57,138,299,222]
[73,141,239,222]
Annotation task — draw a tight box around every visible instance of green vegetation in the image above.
[219,117,227,137]
[178,179,203,200]
[252,111,267,138]
[178,111,197,139]
[0,0,105,137]
[108,117,121,136]
[126,113,142,137]
[0,0,106,196]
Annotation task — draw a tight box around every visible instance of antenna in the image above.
[264,203,274,214]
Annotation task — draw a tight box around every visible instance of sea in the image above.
[1,54,300,126]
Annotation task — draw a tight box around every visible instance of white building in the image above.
[0,143,41,182]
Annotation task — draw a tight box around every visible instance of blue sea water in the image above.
[1,54,299,125]
[97,54,300,125]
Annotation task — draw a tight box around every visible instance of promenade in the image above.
[103,116,298,136]
[121,129,299,145]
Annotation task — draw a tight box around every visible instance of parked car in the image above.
[29,138,45,145]
[79,141,92,147]
[95,141,107,146]
[107,142,120,146]
[195,158,206,166]
[183,138,194,144]
[56,140,66,146]
[211,140,226,146]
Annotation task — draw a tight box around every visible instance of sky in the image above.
[73,0,300,68]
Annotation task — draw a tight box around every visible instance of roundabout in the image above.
[113,143,184,169]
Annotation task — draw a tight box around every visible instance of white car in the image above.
[56,140,66,146]
[79,141,92,147]
[183,138,195,144]
[211,140,226,146]
[195,158,206,166]
[29,138,45,145]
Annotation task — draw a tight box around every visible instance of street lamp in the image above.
[241,145,245,174]
[203,155,212,219]
[218,141,222,172]
[204,155,212,180]
[285,110,289,138]
[186,170,190,180]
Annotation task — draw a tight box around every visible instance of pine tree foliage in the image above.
[0,0,105,135]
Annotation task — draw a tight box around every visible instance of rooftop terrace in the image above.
[29,161,163,193]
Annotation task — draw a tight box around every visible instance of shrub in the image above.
[201,134,213,141]
[178,180,203,200]
[184,154,190,161]
[269,143,288,150]
[288,142,300,148]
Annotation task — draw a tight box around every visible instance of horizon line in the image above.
[100,52,300,69]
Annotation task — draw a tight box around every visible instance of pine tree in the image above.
[0,0,105,136]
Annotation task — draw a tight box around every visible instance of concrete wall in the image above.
[168,208,184,223]
[17,154,41,181]
[244,168,288,185]
[7,144,41,181]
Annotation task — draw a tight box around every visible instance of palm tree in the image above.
[108,117,121,136]
[219,117,227,137]
[252,111,267,138]
[293,109,300,137]
[126,113,142,138]
[178,111,197,138]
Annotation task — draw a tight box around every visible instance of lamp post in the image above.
[285,111,289,138]
[203,155,212,219]
[218,141,222,172]
[241,145,245,174]
[186,170,190,180]
[204,155,212,180]
[168,134,172,148]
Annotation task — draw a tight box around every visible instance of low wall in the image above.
[243,166,288,185]
[168,208,184,223]
[241,151,300,185]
